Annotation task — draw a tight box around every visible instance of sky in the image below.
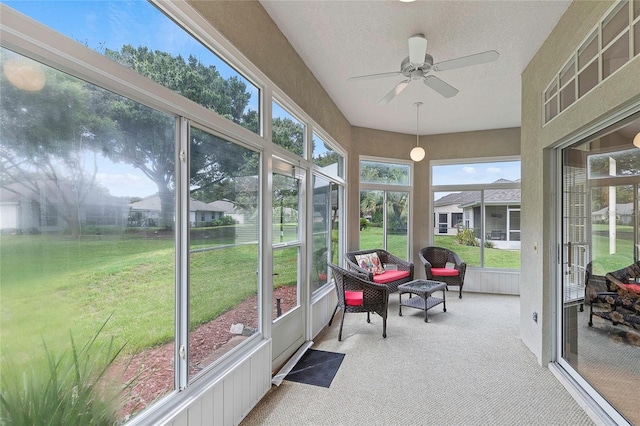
[6,1,239,77]
[432,161,521,186]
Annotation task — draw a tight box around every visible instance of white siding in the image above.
[464,269,520,295]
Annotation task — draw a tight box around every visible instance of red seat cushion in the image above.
[373,270,410,284]
[345,290,363,306]
[430,267,459,277]
[620,284,640,294]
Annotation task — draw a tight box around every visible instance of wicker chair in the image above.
[585,261,609,325]
[419,246,467,299]
[328,264,389,341]
[343,249,414,293]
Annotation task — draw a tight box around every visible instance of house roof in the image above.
[131,195,227,213]
[591,203,634,216]
[208,200,236,214]
[434,178,521,207]
[435,187,521,208]
[0,181,128,206]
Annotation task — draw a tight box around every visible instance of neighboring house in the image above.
[0,181,129,234]
[129,195,233,228]
[434,180,521,249]
[433,192,466,236]
[591,202,634,225]
[208,199,244,224]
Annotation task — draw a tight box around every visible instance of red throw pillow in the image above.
[430,267,459,277]
[620,283,640,294]
[345,290,363,306]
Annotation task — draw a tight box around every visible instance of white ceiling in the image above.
[259,0,572,136]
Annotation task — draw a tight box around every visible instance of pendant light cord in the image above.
[415,101,422,147]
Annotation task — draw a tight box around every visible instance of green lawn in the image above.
[590,225,636,275]
[0,233,260,369]
[359,227,521,269]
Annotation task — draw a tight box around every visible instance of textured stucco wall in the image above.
[521,0,640,364]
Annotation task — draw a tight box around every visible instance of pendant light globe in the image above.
[410,102,425,162]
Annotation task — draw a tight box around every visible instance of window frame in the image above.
[359,156,413,260]
[430,156,521,270]
[543,0,639,124]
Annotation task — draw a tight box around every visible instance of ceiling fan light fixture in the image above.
[410,102,425,162]
[634,132,640,148]
[408,33,427,65]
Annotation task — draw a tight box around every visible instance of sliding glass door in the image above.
[559,114,640,424]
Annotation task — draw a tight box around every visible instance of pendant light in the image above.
[634,132,640,148]
[410,102,426,162]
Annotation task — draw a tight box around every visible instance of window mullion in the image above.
[176,117,190,391]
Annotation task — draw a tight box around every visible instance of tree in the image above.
[189,127,258,205]
[97,45,258,228]
[272,117,304,156]
[360,162,409,185]
[360,190,383,224]
[1,53,118,237]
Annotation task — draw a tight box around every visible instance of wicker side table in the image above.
[398,279,447,322]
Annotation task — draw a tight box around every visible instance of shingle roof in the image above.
[434,180,520,207]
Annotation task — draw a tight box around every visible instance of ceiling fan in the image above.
[348,33,499,105]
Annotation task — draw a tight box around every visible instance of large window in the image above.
[188,126,260,382]
[1,48,178,418]
[312,175,341,292]
[432,160,521,269]
[359,159,410,260]
[1,3,267,423]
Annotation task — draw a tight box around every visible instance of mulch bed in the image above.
[116,286,297,419]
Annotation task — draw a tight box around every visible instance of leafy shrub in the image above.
[484,241,495,248]
[359,218,368,231]
[0,318,134,426]
[455,228,479,247]
[214,216,237,226]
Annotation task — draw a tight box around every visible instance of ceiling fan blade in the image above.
[347,71,402,82]
[433,50,499,72]
[424,75,458,98]
[408,33,428,65]
[378,80,410,105]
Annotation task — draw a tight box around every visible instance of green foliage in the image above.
[360,190,383,224]
[484,241,495,248]
[455,228,479,247]
[360,161,409,185]
[359,218,368,230]
[0,318,133,426]
[272,117,304,156]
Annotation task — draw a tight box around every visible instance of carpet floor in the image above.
[241,292,596,426]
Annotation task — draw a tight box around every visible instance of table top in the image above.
[398,279,446,293]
